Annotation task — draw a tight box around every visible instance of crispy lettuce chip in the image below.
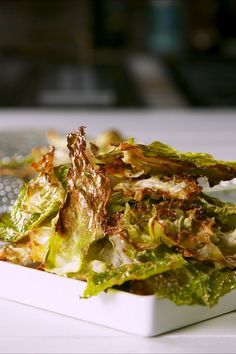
[129,261,236,307]
[1,127,236,306]
[83,247,185,298]
[106,198,236,268]
[0,147,65,243]
[0,220,56,266]
[199,193,236,231]
[44,127,110,275]
[114,176,201,201]
[95,140,236,187]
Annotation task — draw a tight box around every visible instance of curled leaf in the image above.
[44,127,111,275]
[0,147,65,242]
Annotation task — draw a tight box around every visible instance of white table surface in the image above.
[0,109,236,354]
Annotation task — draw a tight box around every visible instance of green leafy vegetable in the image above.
[1,127,236,306]
[115,176,201,201]
[130,261,236,306]
[96,141,236,187]
[0,147,65,242]
[0,220,55,266]
[199,193,236,231]
[44,127,110,275]
[83,249,185,298]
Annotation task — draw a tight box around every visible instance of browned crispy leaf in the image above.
[44,127,111,275]
[114,176,202,201]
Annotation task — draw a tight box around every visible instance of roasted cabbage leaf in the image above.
[95,141,236,186]
[0,147,65,242]
[129,261,236,306]
[83,248,185,298]
[44,128,110,275]
[1,127,236,307]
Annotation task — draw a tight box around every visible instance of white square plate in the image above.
[0,260,235,337]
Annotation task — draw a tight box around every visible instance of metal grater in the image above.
[0,130,46,214]
[0,175,22,214]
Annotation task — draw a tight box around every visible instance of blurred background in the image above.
[0,0,235,109]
